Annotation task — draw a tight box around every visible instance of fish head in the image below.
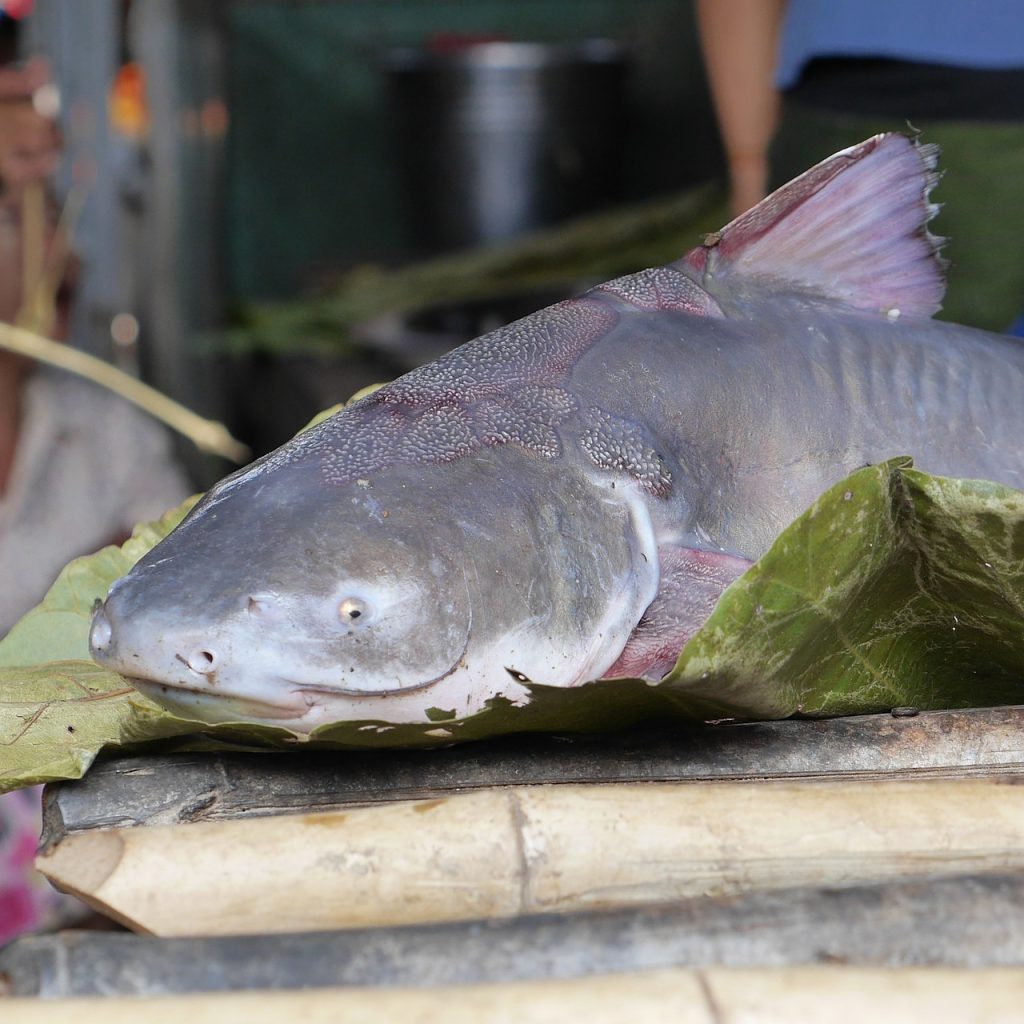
[89,457,476,729]
[91,433,658,732]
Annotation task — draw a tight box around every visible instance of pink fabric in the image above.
[0,787,67,944]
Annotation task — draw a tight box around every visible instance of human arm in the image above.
[695,0,787,216]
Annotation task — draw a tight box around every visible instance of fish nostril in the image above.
[89,607,113,654]
[246,594,276,617]
[186,649,217,674]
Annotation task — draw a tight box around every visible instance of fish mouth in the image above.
[130,612,473,717]
[288,616,472,700]
[129,679,311,723]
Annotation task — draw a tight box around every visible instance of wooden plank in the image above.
[4,967,1024,1023]
[35,776,1024,936]
[41,706,1024,844]
[3,875,1023,997]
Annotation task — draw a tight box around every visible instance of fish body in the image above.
[90,134,1024,730]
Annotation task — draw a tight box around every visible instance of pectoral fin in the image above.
[603,546,753,681]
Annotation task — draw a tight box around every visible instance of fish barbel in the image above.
[90,134,1024,730]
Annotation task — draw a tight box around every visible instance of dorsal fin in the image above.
[682,133,946,318]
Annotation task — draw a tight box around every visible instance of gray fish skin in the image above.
[90,134,1024,730]
[581,285,1024,559]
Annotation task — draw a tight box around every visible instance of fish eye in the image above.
[338,597,369,623]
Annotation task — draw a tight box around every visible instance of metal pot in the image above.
[384,39,628,251]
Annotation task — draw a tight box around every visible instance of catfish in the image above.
[90,134,1024,730]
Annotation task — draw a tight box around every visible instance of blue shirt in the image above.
[777,1,1024,88]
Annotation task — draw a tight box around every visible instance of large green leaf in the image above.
[2,458,1023,793]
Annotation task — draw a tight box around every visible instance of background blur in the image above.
[6,0,725,479]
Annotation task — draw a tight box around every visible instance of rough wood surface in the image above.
[3,875,1023,997]
[4,967,1024,1023]
[35,776,1024,936]
[41,706,1024,845]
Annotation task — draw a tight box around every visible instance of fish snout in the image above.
[89,602,114,657]
[89,598,136,671]
[89,591,221,684]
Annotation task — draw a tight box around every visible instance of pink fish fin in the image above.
[603,545,753,681]
[682,133,946,318]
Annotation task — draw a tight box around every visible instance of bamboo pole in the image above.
[0,319,249,462]
[36,777,1024,937]
[3,876,1023,996]
[3,968,1024,1024]
[705,967,1024,1023]
[43,707,1024,839]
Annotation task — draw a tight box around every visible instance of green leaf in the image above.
[0,497,216,792]
[0,499,199,669]
[2,457,1024,794]
[666,459,1024,719]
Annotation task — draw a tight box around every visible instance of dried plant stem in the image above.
[0,319,250,463]
[19,182,46,331]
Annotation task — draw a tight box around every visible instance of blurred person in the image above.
[0,58,190,945]
[0,55,59,197]
[0,63,190,636]
[696,0,1024,332]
